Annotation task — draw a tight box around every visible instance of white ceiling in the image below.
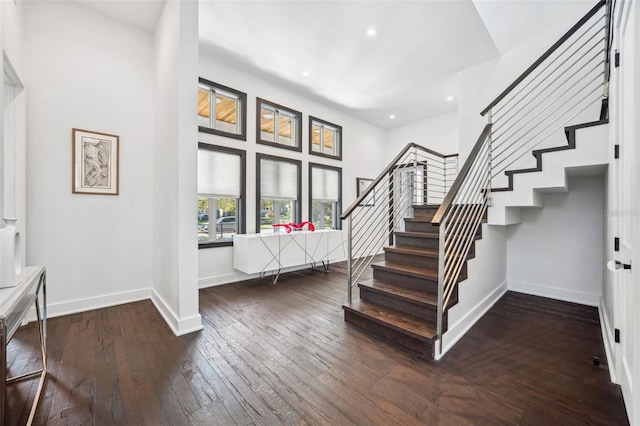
[73,0,595,130]
[199,0,501,129]
[73,0,164,33]
[473,0,594,54]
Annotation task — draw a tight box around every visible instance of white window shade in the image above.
[261,159,298,200]
[198,150,241,197]
[312,167,339,202]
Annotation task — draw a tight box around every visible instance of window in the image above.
[257,154,302,233]
[309,163,342,230]
[197,144,246,247]
[309,116,342,160]
[257,98,302,152]
[198,78,247,141]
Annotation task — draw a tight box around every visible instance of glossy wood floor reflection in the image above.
[6,262,628,425]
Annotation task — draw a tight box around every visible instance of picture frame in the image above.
[72,128,119,195]
[356,177,375,206]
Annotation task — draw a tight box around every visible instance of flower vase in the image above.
[0,218,23,288]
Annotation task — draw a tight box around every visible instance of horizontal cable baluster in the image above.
[492,75,603,167]
[493,18,605,121]
[492,88,603,177]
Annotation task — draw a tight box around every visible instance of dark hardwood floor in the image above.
[6,262,628,425]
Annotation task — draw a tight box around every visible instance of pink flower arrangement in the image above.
[272,221,316,233]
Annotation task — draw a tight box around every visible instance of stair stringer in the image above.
[437,223,508,359]
[488,123,609,225]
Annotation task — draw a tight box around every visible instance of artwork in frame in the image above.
[356,177,375,206]
[72,128,119,195]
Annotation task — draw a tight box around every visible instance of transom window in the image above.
[198,78,247,141]
[310,116,342,160]
[257,154,302,233]
[257,98,302,152]
[197,144,246,247]
[309,163,342,230]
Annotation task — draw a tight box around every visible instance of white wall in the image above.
[506,175,605,306]
[152,0,202,335]
[385,112,459,158]
[441,223,508,358]
[197,53,388,287]
[2,0,27,273]
[2,0,24,78]
[24,2,155,316]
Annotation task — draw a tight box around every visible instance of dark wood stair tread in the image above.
[359,279,459,309]
[413,204,441,209]
[358,279,438,307]
[343,300,437,342]
[384,246,440,258]
[404,216,484,224]
[394,231,439,239]
[385,246,473,260]
[371,261,438,280]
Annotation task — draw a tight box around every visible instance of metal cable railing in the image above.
[488,4,608,184]
[431,0,610,355]
[341,144,458,303]
[341,0,611,357]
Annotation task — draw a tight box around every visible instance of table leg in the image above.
[1,321,6,426]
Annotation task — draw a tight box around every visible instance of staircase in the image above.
[340,0,612,359]
[489,116,609,225]
[343,205,484,358]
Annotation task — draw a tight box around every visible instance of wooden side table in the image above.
[0,266,47,426]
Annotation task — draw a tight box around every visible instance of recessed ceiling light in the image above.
[389,114,396,119]
[446,96,454,102]
[302,71,310,77]
[263,113,274,119]
[215,97,222,104]
[366,27,377,37]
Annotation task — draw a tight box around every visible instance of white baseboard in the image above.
[437,280,508,360]
[21,287,203,338]
[621,358,634,426]
[198,257,347,289]
[199,271,258,288]
[44,287,151,320]
[508,280,600,306]
[151,289,203,336]
[598,299,617,383]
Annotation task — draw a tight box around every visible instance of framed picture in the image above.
[357,177,375,206]
[72,128,119,195]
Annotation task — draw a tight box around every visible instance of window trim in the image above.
[309,162,342,230]
[256,153,302,232]
[198,77,248,141]
[198,143,247,248]
[309,116,342,160]
[256,98,303,152]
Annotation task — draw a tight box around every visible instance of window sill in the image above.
[309,150,342,161]
[198,240,234,249]
[257,139,302,153]
[199,126,246,141]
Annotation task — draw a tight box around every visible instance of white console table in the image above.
[0,266,47,426]
[233,230,347,282]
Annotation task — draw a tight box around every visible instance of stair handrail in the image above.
[341,143,457,220]
[430,125,493,355]
[484,0,610,188]
[431,124,492,226]
[480,0,607,117]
